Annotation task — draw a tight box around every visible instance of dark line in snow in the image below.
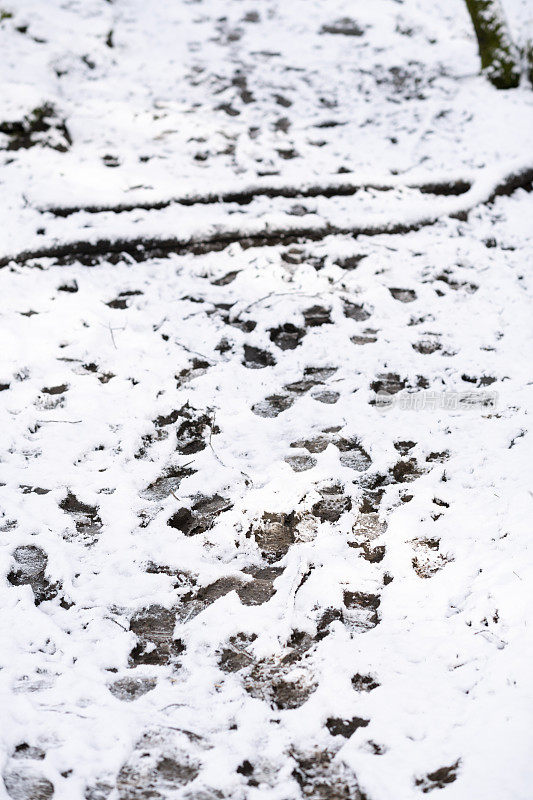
[2,167,531,268]
[41,179,473,218]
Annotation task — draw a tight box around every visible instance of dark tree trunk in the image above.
[465,0,520,88]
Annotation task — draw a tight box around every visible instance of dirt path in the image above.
[1,2,532,799]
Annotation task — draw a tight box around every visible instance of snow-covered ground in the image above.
[0,1,532,799]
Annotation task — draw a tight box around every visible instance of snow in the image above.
[0,1,532,799]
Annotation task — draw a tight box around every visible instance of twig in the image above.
[208,410,253,487]
[99,321,125,349]
[104,616,129,631]
[36,419,82,424]
[174,340,216,364]
[236,290,325,319]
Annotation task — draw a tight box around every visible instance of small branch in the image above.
[174,340,216,364]
[208,410,253,488]
[36,419,82,424]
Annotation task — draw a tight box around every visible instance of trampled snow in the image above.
[0,1,532,799]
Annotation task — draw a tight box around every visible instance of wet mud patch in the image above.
[217,305,256,333]
[177,358,212,386]
[290,434,331,453]
[411,538,451,578]
[175,567,284,626]
[2,764,54,800]
[395,440,416,456]
[195,567,283,609]
[109,676,157,701]
[284,367,337,397]
[7,545,59,605]
[349,513,387,562]
[0,103,71,151]
[239,566,284,605]
[211,270,240,286]
[218,633,257,673]
[370,372,407,395]
[316,608,345,640]
[351,542,385,563]
[236,759,256,787]
[36,386,67,410]
[303,305,332,327]
[326,716,370,738]
[434,271,478,293]
[281,247,325,270]
[242,345,276,368]
[141,466,195,501]
[415,760,460,793]
[351,673,380,692]
[312,485,352,523]
[320,18,365,37]
[374,62,436,101]
[250,512,299,561]
[137,403,215,459]
[167,494,232,536]
[412,338,441,354]
[105,290,143,310]
[335,438,371,471]
[180,577,247,621]
[220,631,316,708]
[57,279,78,293]
[269,323,306,350]
[343,300,372,321]
[292,749,364,800]
[369,371,439,405]
[243,658,317,710]
[84,781,114,800]
[391,458,423,483]
[461,374,497,387]
[357,454,424,513]
[41,383,69,395]
[351,329,378,345]
[311,388,339,404]
[83,362,115,384]
[334,254,367,270]
[285,454,317,472]
[389,287,417,302]
[252,393,294,418]
[129,605,185,666]
[426,450,449,463]
[174,405,216,455]
[358,473,388,514]
[117,732,201,800]
[343,590,381,629]
[145,563,192,588]
[59,492,102,544]
[12,744,46,761]
[215,337,232,354]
